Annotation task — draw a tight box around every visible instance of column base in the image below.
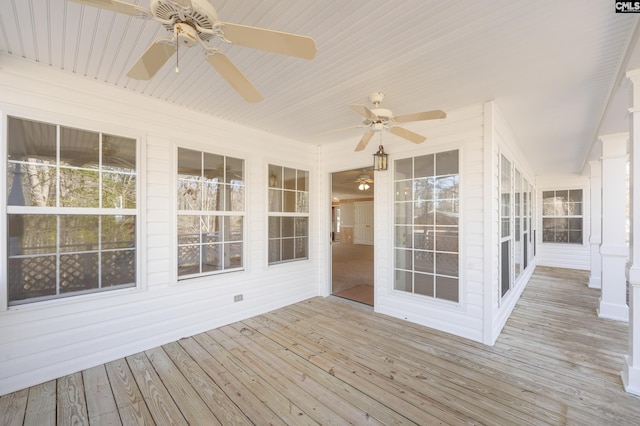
[622,355,640,396]
[588,276,602,289]
[598,300,629,322]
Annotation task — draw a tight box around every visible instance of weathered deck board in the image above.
[286,298,575,425]
[83,365,121,426]
[104,358,155,425]
[2,266,640,425]
[228,321,416,425]
[161,341,250,424]
[0,388,27,426]
[144,347,221,425]
[125,352,186,425]
[23,381,55,426]
[244,313,462,425]
[210,326,353,425]
[193,331,319,425]
[279,302,545,425]
[56,372,88,426]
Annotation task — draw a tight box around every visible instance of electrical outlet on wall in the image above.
[234,294,243,302]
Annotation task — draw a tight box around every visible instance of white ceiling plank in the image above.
[0,3,15,54]
[1,0,638,174]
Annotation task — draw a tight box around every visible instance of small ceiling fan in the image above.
[68,0,317,102]
[328,92,446,151]
[355,174,373,190]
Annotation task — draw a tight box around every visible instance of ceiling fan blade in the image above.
[350,104,377,120]
[126,40,176,80]
[207,53,263,103]
[355,131,375,152]
[219,22,317,60]
[68,0,147,16]
[390,126,427,144]
[394,110,446,123]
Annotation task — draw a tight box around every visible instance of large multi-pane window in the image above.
[500,154,512,297]
[542,189,583,244]
[177,148,244,278]
[268,164,309,264]
[394,150,459,303]
[514,169,522,279]
[7,116,137,305]
[523,178,531,269]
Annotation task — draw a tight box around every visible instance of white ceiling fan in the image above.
[68,0,317,102]
[329,92,446,151]
[355,174,373,190]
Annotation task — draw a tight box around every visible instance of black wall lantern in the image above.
[373,145,388,171]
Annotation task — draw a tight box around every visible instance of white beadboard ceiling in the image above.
[0,0,639,175]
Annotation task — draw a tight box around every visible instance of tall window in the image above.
[394,150,459,303]
[177,148,244,278]
[514,169,522,279]
[542,189,583,244]
[7,116,137,305]
[268,164,309,264]
[500,155,512,297]
[523,179,531,269]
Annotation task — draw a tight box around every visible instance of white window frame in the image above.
[176,147,245,280]
[393,149,461,303]
[5,114,139,307]
[514,169,523,280]
[499,154,513,299]
[267,163,310,265]
[541,189,584,245]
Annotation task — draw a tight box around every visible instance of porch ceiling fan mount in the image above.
[322,91,447,152]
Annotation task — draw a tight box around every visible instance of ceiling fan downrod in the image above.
[175,27,179,74]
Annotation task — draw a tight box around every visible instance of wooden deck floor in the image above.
[2,266,640,425]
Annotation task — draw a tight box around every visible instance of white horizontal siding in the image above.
[0,60,320,395]
[536,243,591,270]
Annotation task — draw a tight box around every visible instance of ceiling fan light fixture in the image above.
[175,22,199,47]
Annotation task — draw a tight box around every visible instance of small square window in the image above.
[541,189,583,244]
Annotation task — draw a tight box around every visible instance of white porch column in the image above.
[623,69,640,395]
[589,159,602,289]
[599,132,629,322]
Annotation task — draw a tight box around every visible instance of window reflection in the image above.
[6,117,138,305]
[541,189,583,244]
[177,148,245,278]
[60,127,99,168]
